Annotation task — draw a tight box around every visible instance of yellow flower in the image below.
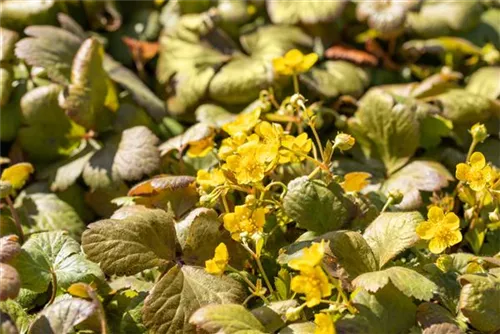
[1,162,34,190]
[225,137,275,184]
[196,168,226,191]
[218,132,247,160]
[341,172,371,192]
[222,108,261,136]
[456,152,493,191]
[416,206,462,254]
[290,265,331,307]
[223,205,266,241]
[314,313,336,334]
[280,133,313,164]
[205,243,229,275]
[273,49,318,76]
[187,136,214,158]
[288,240,326,271]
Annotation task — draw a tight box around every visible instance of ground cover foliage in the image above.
[1,1,500,333]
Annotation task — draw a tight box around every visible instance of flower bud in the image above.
[245,194,256,205]
[290,93,306,110]
[388,190,404,205]
[285,305,304,321]
[333,133,355,151]
[470,123,489,143]
[489,209,500,223]
[436,254,453,273]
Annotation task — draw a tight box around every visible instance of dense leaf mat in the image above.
[1,1,500,333]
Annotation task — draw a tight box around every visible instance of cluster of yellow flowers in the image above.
[196,105,314,241]
[288,240,331,307]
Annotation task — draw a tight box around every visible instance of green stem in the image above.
[241,243,275,296]
[6,195,24,244]
[292,74,300,94]
[466,139,479,162]
[381,197,394,213]
[309,121,324,161]
[227,265,270,304]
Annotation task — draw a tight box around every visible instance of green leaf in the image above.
[432,89,497,125]
[283,176,349,234]
[382,160,453,210]
[406,1,484,38]
[279,322,315,334]
[81,208,176,276]
[301,61,369,99]
[195,104,236,128]
[103,56,166,121]
[61,37,113,130]
[337,285,416,334]
[321,230,378,278]
[266,0,347,25]
[83,126,160,190]
[240,25,313,60]
[0,0,59,31]
[190,304,266,334]
[208,58,271,105]
[419,114,453,149]
[251,300,297,333]
[363,211,424,268]
[0,263,21,301]
[353,266,438,301]
[175,208,225,266]
[11,231,104,294]
[0,83,23,142]
[0,299,32,334]
[416,302,460,331]
[29,297,96,334]
[466,66,500,100]
[15,193,85,240]
[143,265,246,334]
[47,145,96,192]
[459,275,500,332]
[349,89,420,174]
[0,67,13,107]
[14,26,80,84]
[0,28,19,62]
[18,84,85,162]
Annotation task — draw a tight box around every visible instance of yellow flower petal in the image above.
[289,241,325,270]
[443,212,460,230]
[469,178,486,192]
[297,53,319,73]
[341,172,371,192]
[428,237,448,254]
[455,163,470,182]
[416,220,437,240]
[469,152,486,170]
[284,49,304,67]
[1,163,34,190]
[314,313,336,334]
[428,206,445,222]
[205,243,228,275]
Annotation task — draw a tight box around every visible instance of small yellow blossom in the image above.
[341,172,371,192]
[314,313,336,334]
[225,137,275,184]
[187,136,214,158]
[280,133,313,164]
[290,265,331,307]
[273,49,318,76]
[333,133,355,151]
[218,132,248,160]
[223,205,266,241]
[255,121,283,148]
[416,206,462,254]
[205,243,229,275]
[196,168,226,191]
[456,152,493,191]
[288,241,326,271]
[222,108,261,136]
